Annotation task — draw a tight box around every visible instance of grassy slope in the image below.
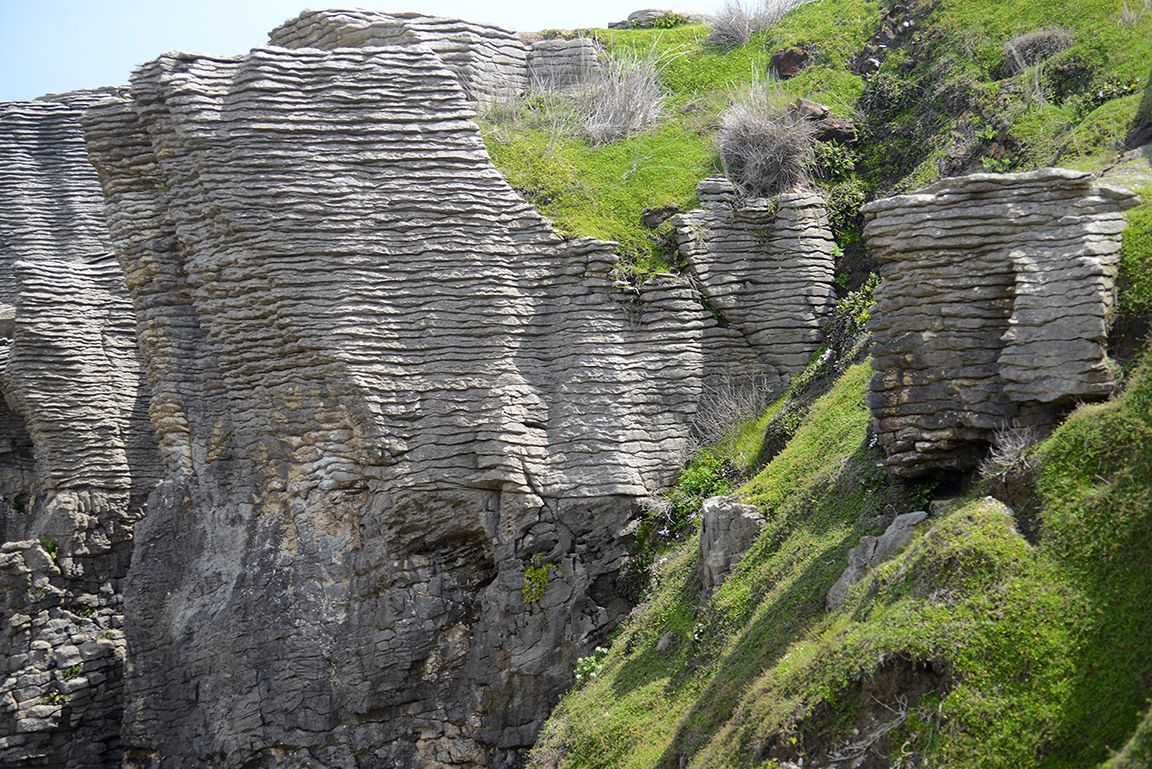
[535,353,1152,769]
[481,0,1151,272]
[519,1,1152,767]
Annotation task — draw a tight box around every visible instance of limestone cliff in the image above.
[77,33,830,765]
[0,93,159,768]
[863,168,1140,479]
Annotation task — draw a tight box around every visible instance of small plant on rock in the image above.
[521,554,561,603]
[38,536,58,560]
[574,646,609,687]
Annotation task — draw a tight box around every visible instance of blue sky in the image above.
[0,0,703,102]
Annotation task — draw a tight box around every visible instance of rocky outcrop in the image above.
[863,169,1140,479]
[826,510,928,610]
[78,34,831,766]
[698,496,765,595]
[268,8,531,106]
[673,176,839,376]
[0,93,159,768]
[527,38,602,93]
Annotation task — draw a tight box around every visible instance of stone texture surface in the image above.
[527,38,602,94]
[0,91,159,769]
[826,511,928,611]
[698,496,765,595]
[863,168,1140,479]
[80,36,831,767]
[268,8,531,106]
[673,176,839,377]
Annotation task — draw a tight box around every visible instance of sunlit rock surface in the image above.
[81,34,827,765]
[0,91,157,769]
[863,168,1140,479]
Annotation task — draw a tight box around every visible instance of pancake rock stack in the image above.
[673,175,839,375]
[527,38,603,93]
[269,9,609,107]
[78,8,836,758]
[268,9,532,105]
[863,169,1140,479]
[0,93,161,768]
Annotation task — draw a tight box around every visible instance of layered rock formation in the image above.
[527,38,602,94]
[0,93,158,768]
[268,9,610,108]
[673,176,838,374]
[78,32,834,765]
[863,169,1140,479]
[269,9,532,106]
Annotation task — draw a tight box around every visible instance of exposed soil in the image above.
[759,654,954,769]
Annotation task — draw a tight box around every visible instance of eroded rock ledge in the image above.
[863,168,1140,479]
[78,34,832,766]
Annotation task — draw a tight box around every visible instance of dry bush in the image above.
[1119,0,1145,26]
[688,371,777,450]
[979,423,1041,478]
[707,0,814,47]
[1001,28,1073,76]
[715,79,816,197]
[577,49,667,145]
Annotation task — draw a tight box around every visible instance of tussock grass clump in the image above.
[707,0,814,47]
[578,49,667,145]
[716,79,816,197]
[1000,27,1074,76]
[978,423,1041,478]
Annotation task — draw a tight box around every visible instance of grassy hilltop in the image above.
[476,0,1152,767]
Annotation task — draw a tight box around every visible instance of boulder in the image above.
[826,511,928,611]
[771,47,809,79]
[698,496,765,594]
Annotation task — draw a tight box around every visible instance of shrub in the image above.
[1000,28,1073,77]
[707,0,813,47]
[715,79,816,197]
[978,423,1041,479]
[577,48,667,144]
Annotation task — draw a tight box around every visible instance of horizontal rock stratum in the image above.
[72,19,834,766]
[863,168,1140,479]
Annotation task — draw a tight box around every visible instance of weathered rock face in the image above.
[826,510,928,611]
[698,496,765,595]
[78,33,833,765]
[674,176,839,375]
[863,169,1140,479]
[0,93,158,768]
[269,8,531,106]
[527,38,603,94]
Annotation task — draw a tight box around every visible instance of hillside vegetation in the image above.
[478,0,1152,766]
[478,0,1152,282]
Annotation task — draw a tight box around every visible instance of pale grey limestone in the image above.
[863,169,1140,480]
[0,90,153,769]
[825,510,928,611]
[698,496,765,595]
[80,39,819,768]
[268,8,531,106]
[527,38,603,94]
[673,176,838,377]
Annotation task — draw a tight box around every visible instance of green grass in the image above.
[530,362,928,768]
[1118,184,1152,318]
[533,346,1152,769]
[483,0,1152,271]
[520,2,1152,766]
